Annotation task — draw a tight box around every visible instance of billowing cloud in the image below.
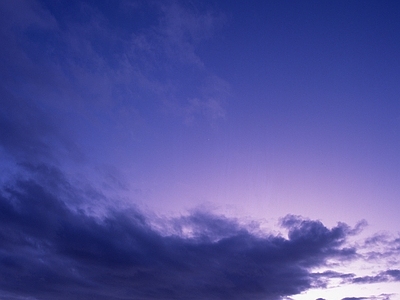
[0,163,362,300]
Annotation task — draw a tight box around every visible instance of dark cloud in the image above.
[0,164,361,300]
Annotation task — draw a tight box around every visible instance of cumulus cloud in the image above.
[0,162,365,300]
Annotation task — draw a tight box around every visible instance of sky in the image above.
[0,0,399,299]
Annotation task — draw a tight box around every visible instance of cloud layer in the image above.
[1,161,399,300]
[0,163,362,300]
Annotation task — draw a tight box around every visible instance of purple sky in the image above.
[1,1,399,299]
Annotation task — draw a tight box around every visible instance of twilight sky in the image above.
[0,1,400,299]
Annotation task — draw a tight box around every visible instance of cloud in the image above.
[309,269,400,300]
[341,296,394,300]
[0,0,228,134]
[361,232,400,262]
[0,163,363,300]
[0,0,229,178]
[350,269,400,284]
[0,0,231,203]
[312,268,400,286]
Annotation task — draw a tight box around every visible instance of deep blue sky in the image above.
[0,1,399,299]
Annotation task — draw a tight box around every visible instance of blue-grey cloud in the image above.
[341,296,394,300]
[313,268,400,286]
[362,233,400,261]
[350,269,400,284]
[309,269,400,300]
[0,163,361,300]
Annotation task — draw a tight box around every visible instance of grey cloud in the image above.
[312,267,400,286]
[0,163,360,300]
[342,296,394,300]
[359,232,400,262]
[309,268,400,300]
[351,269,400,284]
[310,270,355,288]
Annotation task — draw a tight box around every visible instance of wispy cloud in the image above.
[350,270,400,284]
[341,295,394,300]
[0,0,231,201]
[0,0,228,139]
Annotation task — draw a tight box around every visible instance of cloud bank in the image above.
[0,162,361,300]
[1,161,399,300]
